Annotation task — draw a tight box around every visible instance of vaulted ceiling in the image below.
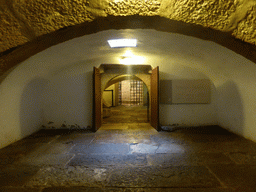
[1,0,256,76]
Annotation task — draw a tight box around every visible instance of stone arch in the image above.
[102,74,149,107]
[1,16,256,80]
[105,75,143,89]
[103,74,150,94]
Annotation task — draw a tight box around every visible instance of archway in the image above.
[103,74,149,124]
[93,64,159,131]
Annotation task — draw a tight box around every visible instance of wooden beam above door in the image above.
[99,64,152,74]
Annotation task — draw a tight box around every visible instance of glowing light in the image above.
[119,50,145,65]
[122,50,133,57]
[108,39,137,48]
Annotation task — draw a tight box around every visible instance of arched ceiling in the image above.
[1,0,256,76]
[1,16,256,77]
[6,28,255,86]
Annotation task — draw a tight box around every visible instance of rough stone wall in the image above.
[105,0,160,16]
[233,3,256,44]
[0,1,30,52]
[0,0,256,53]
[159,0,237,30]
[159,0,256,42]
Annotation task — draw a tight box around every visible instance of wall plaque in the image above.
[172,79,211,104]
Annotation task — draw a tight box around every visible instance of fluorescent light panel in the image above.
[108,39,137,48]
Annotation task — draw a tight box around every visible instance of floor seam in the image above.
[225,152,240,165]
[88,136,96,145]
[154,143,161,153]
[204,164,228,189]
[47,135,60,144]
[64,153,76,167]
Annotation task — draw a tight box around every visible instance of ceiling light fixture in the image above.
[108,39,137,48]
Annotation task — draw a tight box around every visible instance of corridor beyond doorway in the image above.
[103,79,149,125]
[95,64,159,131]
[103,105,148,124]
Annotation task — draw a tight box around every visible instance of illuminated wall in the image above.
[1,29,256,150]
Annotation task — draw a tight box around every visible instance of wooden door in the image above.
[150,66,159,130]
[93,67,101,131]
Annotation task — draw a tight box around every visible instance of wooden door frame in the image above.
[93,65,159,131]
[93,67,102,132]
[150,66,160,131]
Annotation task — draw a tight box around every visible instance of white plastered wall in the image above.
[1,29,256,149]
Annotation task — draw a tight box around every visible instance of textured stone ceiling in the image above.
[1,0,256,54]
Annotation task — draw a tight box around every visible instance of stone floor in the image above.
[103,105,148,124]
[1,123,256,192]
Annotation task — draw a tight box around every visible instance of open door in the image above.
[150,66,159,131]
[93,67,101,131]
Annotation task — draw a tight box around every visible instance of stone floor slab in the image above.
[0,165,40,187]
[108,166,221,188]
[208,165,256,189]
[0,154,18,166]
[93,135,153,144]
[91,135,116,144]
[150,133,189,144]
[0,187,43,192]
[95,129,121,135]
[70,143,130,154]
[41,187,236,192]
[25,166,109,187]
[15,130,60,144]
[0,143,46,158]
[127,124,153,129]
[228,152,256,165]
[156,144,186,153]
[129,143,159,153]
[16,154,74,166]
[42,187,103,192]
[42,143,75,154]
[181,134,244,143]
[120,129,158,136]
[188,141,256,153]
[53,134,95,144]
[196,153,235,165]
[113,135,153,144]
[101,124,129,130]
[147,153,202,166]
[68,154,147,166]
[173,126,234,135]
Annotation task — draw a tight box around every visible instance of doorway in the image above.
[93,64,159,131]
[102,79,149,124]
